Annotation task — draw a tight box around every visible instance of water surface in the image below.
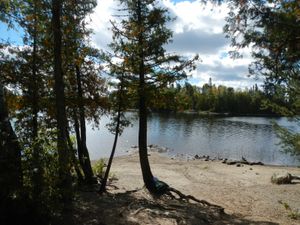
[86,113,300,166]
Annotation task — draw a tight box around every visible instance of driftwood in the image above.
[222,157,264,166]
[271,173,300,184]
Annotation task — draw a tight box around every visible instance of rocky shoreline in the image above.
[129,144,268,167]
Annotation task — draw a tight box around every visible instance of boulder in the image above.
[271,173,300,185]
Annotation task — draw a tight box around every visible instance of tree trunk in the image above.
[99,74,124,194]
[31,0,43,199]
[138,79,156,193]
[66,129,84,183]
[72,109,89,183]
[98,110,120,194]
[52,0,72,202]
[0,83,23,199]
[75,65,94,183]
[137,0,156,193]
[73,110,84,167]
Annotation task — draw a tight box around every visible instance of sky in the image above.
[0,0,262,89]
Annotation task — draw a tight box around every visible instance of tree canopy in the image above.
[223,0,300,157]
[104,0,198,193]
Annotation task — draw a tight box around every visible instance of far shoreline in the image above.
[127,108,289,117]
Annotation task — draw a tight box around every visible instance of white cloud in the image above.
[88,0,116,50]
[89,0,259,89]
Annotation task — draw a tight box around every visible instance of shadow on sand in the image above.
[62,188,279,225]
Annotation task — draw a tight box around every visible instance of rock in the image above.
[226,161,236,165]
[146,145,169,153]
[249,162,264,166]
[195,154,200,159]
[236,163,241,167]
[224,158,264,166]
[241,161,249,165]
[249,168,253,170]
[157,147,168,153]
[271,173,293,184]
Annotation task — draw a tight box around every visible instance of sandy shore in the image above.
[70,152,300,225]
[105,152,300,225]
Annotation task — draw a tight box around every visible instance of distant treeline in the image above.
[146,81,288,116]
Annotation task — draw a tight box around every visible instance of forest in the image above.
[147,81,281,115]
[0,0,299,224]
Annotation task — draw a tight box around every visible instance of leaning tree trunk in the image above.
[75,65,94,183]
[138,78,156,193]
[99,74,124,194]
[52,0,72,202]
[137,0,156,193]
[98,108,121,194]
[0,83,23,200]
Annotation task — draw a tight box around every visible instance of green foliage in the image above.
[223,0,300,158]
[92,159,106,178]
[278,200,300,220]
[1,0,103,222]
[288,211,300,220]
[106,112,131,135]
[223,0,300,113]
[105,0,199,193]
[1,123,62,224]
[148,80,275,115]
[273,121,300,160]
[107,0,198,105]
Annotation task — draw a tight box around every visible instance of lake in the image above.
[86,112,300,166]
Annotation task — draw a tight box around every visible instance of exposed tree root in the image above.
[165,187,224,213]
[147,178,225,214]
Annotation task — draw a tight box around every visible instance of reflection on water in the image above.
[86,112,300,166]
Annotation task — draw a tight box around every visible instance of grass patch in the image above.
[92,159,106,178]
[278,200,300,220]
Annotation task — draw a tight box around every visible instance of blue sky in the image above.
[0,21,24,45]
[0,0,260,89]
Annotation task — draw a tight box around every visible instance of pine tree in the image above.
[62,0,106,183]
[109,0,198,193]
[52,0,72,201]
